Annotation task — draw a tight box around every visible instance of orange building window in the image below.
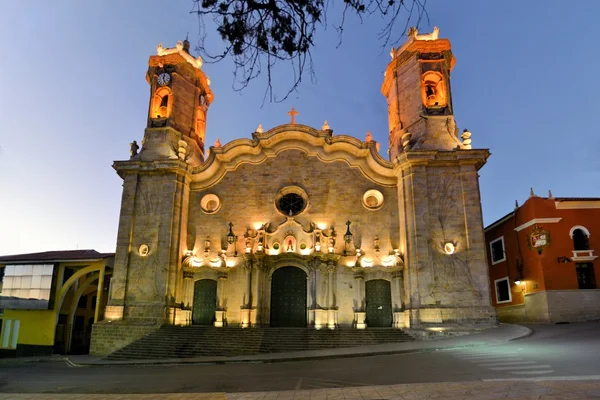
[151,87,173,119]
[572,229,590,250]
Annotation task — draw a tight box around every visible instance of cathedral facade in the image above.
[91,30,496,355]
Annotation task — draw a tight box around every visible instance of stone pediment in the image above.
[191,124,397,189]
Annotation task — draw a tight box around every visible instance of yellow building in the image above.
[0,250,113,357]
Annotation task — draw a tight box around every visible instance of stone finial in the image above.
[177,140,188,161]
[390,47,395,60]
[515,200,519,209]
[214,138,221,148]
[461,129,472,149]
[365,131,373,142]
[129,140,139,159]
[256,124,264,133]
[548,190,554,199]
[322,120,330,131]
[401,131,412,151]
[530,187,535,197]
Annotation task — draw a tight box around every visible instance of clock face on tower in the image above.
[157,73,171,86]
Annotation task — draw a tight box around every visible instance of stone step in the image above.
[105,326,413,360]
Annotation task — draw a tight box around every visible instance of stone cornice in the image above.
[191,124,397,189]
[395,149,490,171]
[113,159,193,179]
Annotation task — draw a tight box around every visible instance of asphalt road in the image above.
[2,322,600,394]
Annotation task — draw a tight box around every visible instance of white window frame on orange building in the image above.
[494,276,512,304]
[489,236,506,265]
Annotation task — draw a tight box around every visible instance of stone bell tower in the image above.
[383,28,497,329]
[90,41,214,355]
[382,27,464,160]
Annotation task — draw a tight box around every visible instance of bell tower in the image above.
[143,39,213,166]
[382,27,463,160]
[384,28,497,329]
[90,41,214,355]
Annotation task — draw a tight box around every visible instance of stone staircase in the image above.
[105,326,414,360]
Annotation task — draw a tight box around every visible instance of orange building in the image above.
[485,192,600,323]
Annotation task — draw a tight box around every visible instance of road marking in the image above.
[455,353,518,360]
[458,357,524,363]
[483,375,600,382]
[510,370,554,375]
[478,361,536,367]
[489,364,552,371]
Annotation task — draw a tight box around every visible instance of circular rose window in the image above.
[275,186,308,217]
[362,189,384,210]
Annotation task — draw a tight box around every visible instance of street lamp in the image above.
[227,222,235,245]
[344,221,353,243]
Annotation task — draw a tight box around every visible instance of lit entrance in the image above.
[365,279,393,327]
[192,279,217,325]
[270,266,307,327]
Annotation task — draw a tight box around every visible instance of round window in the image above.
[200,194,221,214]
[275,186,309,217]
[362,189,384,210]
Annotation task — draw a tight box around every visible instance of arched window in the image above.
[421,71,447,108]
[573,229,590,250]
[151,87,173,119]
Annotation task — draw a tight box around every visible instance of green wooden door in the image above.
[192,279,217,326]
[270,266,307,327]
[365,279,392,327]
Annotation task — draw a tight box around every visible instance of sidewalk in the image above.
[66,323,532,366]
[2,379,600,399]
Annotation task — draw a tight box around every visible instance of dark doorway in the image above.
[192,279,217,325]
[365,279,393,327]
[270,266,307,327]
[576,263,596,289]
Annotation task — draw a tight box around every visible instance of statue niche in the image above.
[421,71,447,108]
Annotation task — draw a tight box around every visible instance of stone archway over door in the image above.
[270,266,307,327]
[193,279,217,325]
[365,279,393,327]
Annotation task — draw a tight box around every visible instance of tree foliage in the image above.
[192,0,428,102]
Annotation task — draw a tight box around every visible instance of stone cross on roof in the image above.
[287,107,299,124]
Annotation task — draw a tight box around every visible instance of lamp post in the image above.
[344,220,353,256]
[227,222,238,257]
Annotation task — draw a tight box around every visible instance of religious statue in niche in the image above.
[283,234,296,253]
[421,71,447,108]
[195,94,208,148]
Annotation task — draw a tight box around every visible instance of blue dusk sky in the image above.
[1,1,599,255]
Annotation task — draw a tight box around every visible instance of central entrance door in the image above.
[270,266,307,327]
[365,279,393,327]
[192,279,217,325]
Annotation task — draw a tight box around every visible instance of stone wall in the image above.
[90,321,159,356]
[498,290,600,323]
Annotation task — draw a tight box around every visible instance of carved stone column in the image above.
[240,256,253,328]
[215,271,228,327]
[354,269,366,329]
[251,256,264,326]
[174,271,193,326]
[311,259,326,329]
[392,270,405,329]
[326,260,337,329]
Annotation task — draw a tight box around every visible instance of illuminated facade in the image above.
[90,30,496,356]
[486,192,600,323]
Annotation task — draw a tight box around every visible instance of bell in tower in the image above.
[382,27,465,160]
[141,40,214,167]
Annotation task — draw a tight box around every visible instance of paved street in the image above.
[1,323,600,396]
